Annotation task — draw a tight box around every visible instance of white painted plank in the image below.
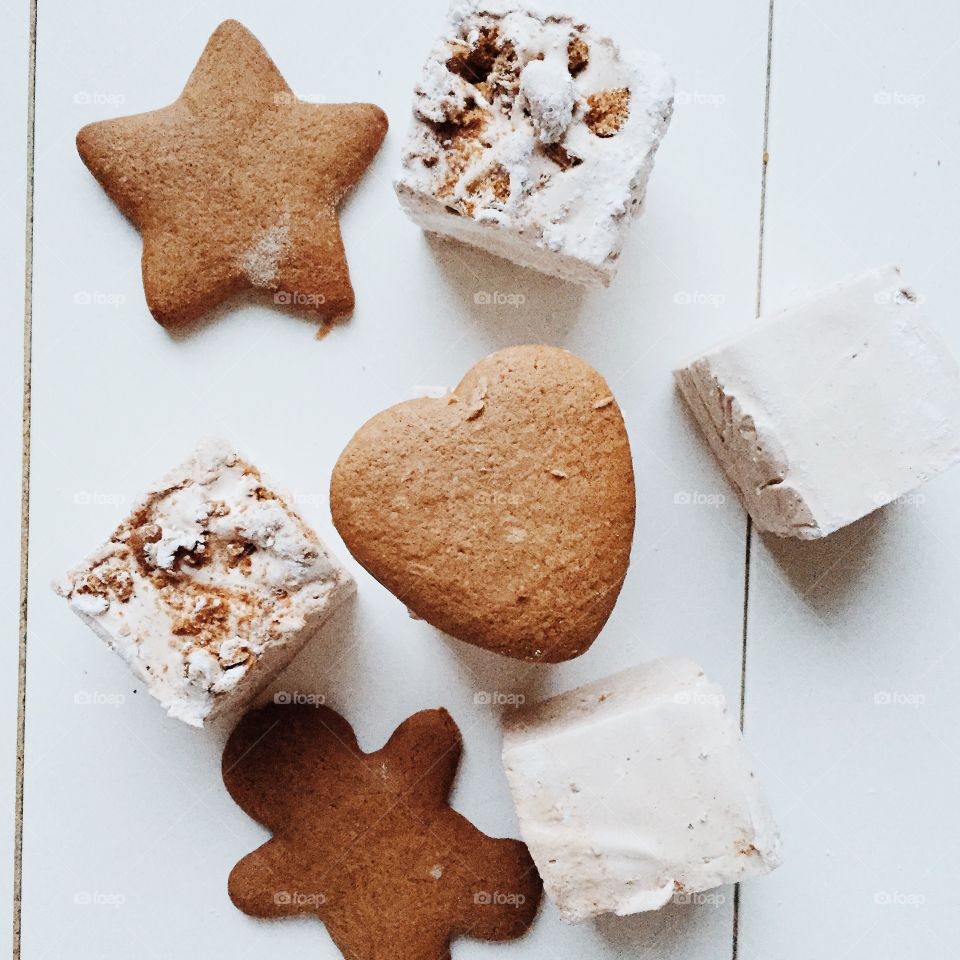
[23,1,767,957]
[741,1,960,957]
[0,0,29,952]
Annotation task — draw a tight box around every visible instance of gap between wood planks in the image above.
[733,1,776,958]
[13,0,38,957]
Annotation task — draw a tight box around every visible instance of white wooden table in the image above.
[6,0,959,957]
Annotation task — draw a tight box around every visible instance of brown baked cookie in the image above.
[223,703,541,960]
[76,20,387,330]
[330,344,635,662]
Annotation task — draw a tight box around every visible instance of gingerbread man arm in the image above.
[228,839,326,919]
[377,709,462,806]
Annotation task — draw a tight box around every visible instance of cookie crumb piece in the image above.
[447,27,501,84]
[585,88,631,137]
[567,36,589,76]
[549,468,568,479]
[542,142,583,171]
[593,396,614,409]
[465,163,511,204]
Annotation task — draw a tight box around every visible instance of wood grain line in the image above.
[733,1,776,957]
[13,0,38,956]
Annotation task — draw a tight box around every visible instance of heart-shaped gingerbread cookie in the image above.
[330,345,635,661]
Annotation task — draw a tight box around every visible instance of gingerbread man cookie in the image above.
[223,703,541,960]
[77,20,387,330]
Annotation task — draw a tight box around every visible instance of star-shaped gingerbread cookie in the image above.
[223,703,541,960]
[77,20,387,330]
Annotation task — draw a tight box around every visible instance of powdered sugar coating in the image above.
[395,0,674,285]
[53,441,354,726]
[519,57,576,143]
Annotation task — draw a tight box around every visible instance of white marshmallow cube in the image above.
[502,658,782,921]
[675,265,960,538]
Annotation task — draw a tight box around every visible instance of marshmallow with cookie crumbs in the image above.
[395,0,674,285]
[53,441,354,726]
